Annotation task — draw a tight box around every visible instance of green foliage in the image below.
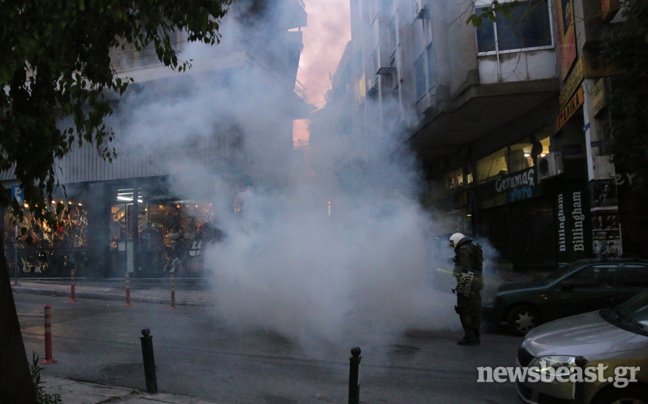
[29,353,63,404]
[0,0,231,227]
[467,0,520,26]
[600,0,648,190]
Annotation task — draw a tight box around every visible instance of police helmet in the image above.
[449,232,466,249]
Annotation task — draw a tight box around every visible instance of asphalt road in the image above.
[15,293,523,404]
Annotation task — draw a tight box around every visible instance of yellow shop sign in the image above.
[556,86,584,133]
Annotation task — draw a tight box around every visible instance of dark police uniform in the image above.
[453,237,484,345]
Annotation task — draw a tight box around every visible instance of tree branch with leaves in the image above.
[0,1,231,402]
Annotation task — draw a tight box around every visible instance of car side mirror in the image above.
[559,280,575,291]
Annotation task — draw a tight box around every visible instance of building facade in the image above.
[315,0,644,269]
[2,0,310,278]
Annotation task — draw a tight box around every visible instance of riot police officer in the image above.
[449,232,484,346]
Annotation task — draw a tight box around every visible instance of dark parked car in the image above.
[482,258,648,335]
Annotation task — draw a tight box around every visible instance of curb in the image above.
[12,286,212,307]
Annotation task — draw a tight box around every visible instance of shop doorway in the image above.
[478,196,556,270]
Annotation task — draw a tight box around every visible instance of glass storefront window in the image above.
[509,131,551,172]
[477,131,551,184]
[477,147,508,184]
[446,167,464,190]
[109,185,223,276]
[3,199,88,276]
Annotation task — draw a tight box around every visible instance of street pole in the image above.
[14,225,19,286]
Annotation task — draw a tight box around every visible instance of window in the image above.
[619,265,648,288]
[426,44,436,90]
[568,265,617,288]
[414,45,436,101]
[509,133,549,172]
[411,0,420,20]
[414,55,426,100]
[388,17,398,56]
[476,0,552,53]
[477,147,508,183]
[446,167,464,190]
[477,131,551,183]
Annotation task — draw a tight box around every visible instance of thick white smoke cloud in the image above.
[114,4,464,352]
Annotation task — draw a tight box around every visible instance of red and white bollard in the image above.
[41,305,57,364]
[68,269,77,302]
[170,273,177,310]
[124,271,133,307]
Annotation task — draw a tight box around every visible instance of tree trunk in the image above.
[0,236,38,404]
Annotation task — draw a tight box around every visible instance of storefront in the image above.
[468,166,557,269]
[2,185,89,277]
[3,177,228,278]
[438,117,594,269]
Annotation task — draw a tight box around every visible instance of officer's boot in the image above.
[457,320,479,346]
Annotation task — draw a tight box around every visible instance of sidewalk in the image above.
[42,375,222,404]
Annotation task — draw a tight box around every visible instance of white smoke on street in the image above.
[113,2,464,352]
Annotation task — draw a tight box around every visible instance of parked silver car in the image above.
[516,288,648,404]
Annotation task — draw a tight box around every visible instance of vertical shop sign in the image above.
[556,184,592,261]
[590,179,622,257]
[556,86,584,133]
[556,0,577,80]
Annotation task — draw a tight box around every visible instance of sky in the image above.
[293,0,351,146]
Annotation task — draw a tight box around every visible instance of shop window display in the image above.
[3,202,88,276]
[155,203,225,276]
[110,198,225,277]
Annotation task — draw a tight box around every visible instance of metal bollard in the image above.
[140,328,158,394]
[348,347,361,404]
[41,305,57,364]
[68,269,77,302]
[170,274,176,310]
[124,272,132,307]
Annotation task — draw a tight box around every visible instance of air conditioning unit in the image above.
[537,152,564,182]
[366,78,378,97]
[413,0,429,20]
[416,5,429,19]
